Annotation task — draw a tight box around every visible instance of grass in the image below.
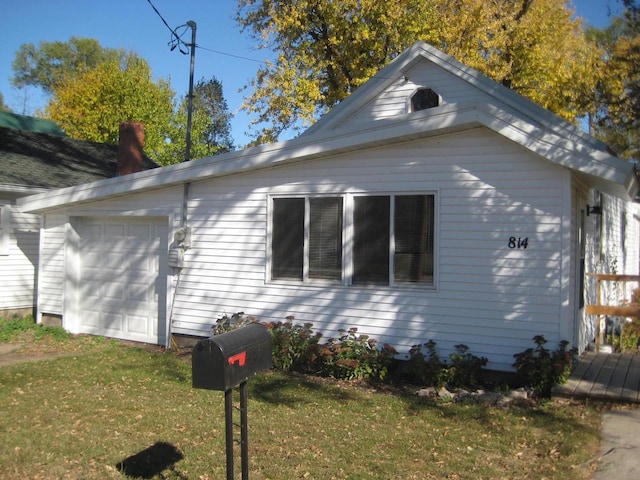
[0,318,604,479]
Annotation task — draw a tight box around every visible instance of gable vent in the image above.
[410,88,440,112]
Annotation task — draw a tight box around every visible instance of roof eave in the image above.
[18,103,634,212]
[0,184,50,196]
[17,104,482,213]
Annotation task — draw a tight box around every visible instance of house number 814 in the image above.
[508,237,528,249]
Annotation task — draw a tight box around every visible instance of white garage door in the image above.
[77,217,169,344]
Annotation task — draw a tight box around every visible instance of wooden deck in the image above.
[553,351,640,403]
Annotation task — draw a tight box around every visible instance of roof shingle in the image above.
[0,126,157,189]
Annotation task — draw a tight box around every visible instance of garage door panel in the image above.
[80,224,101,240]
[104,224,126,237]
[127,314,149,335]
[103,283,125,301]
[102,312,124,333]
[128,282,153,302]
[76,217,168,344]
[83,311,100,328]
[104,254,126,273]
[129,223,153,238]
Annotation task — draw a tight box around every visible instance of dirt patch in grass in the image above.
[0,346,78,367]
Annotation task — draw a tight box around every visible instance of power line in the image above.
[145,0,182,43]
[146,0,266,63]
[197,45,265,64]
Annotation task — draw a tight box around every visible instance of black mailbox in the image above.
[192,323,273,391]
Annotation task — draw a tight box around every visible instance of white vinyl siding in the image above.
[38,214,67,315]
[0,205,39,312]
[165,128,568,371]
[336,61,496,130]
[0,205,9,255]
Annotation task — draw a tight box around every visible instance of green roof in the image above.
[0,111,65,136]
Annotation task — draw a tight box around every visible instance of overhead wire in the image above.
[145,0,266,63]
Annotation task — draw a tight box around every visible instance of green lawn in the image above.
[0,328,602,479]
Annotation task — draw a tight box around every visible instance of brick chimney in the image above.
[117,122,145,175]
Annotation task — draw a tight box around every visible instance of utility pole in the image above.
[185,20,196,162]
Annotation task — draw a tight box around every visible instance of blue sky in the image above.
[0,0,625,147]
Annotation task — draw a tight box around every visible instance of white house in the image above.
[18,42,639,371]
[0,118,156,318]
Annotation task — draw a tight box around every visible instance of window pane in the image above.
[394,195,434,283]
[272,198,304,280]
[309,198,343,280]
[353,196,390,284]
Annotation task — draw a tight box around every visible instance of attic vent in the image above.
[410,88,440,112]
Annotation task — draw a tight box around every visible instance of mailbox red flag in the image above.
[228,351,247,367]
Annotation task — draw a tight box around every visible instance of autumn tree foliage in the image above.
[45,56,175,163]
[589,0,640,160]
[11,37,234,165]
[236,0,601,144]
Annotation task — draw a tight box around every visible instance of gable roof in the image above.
[302,42,608,152]
[18,41,638,213]
[0,126,157,192]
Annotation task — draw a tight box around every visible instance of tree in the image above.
[0,92,10,112]
[45,56,176,163]
[191,78,234,153]
[589,0,640,160]
[161,77,234,164]
[237,0,600,144]
[11,37,129,94]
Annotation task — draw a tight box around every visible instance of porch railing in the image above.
[585,273,640,351]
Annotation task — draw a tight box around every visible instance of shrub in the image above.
[407,341,487,389]
[211,312,257,335]
[319,327,397,381]
[407,340,450,388]
[263,318,322,373]
[513,335,577,397]
[448,344,488,388]
[620,320,640,352]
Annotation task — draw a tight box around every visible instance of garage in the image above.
[75,216,169,344]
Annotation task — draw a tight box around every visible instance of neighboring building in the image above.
[0,111,66,136]
[19,42,640,371]
[1,117,156,317]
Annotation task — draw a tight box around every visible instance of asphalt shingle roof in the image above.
[0,126,157,189]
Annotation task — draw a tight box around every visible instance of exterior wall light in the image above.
[587,205,603,216]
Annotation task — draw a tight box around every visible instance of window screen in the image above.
[272,198,304,279]
[309,197,343,280]
[353,196,390,284]
[394,195,434,283]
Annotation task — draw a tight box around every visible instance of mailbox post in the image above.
[192,323,273,480]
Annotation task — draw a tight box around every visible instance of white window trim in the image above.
[267,192,438,289]
[0,205,10,256]
[407,87,442,113]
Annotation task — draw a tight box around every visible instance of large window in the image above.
[272,197,343,281]
[270,194,435,286]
